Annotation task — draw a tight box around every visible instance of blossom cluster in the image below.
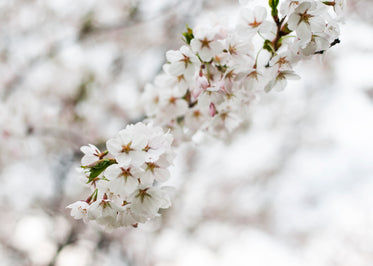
[68,0,344,228]
[142,0,344,140]
[67,123,174,229]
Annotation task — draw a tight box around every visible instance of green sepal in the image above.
[263,40,275,55]
[182,25,194,45]
[176,115,185,125]
[84,158,117,183]
[322,1,335,6]
[281,23,292,35]
[216,64,228,73]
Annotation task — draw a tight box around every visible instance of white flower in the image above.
[163,46,201,80]
[106,124,148,166]
[221,34,254,66]
[155,89,189,125]
[239,68,266,92]
[88,198,123,227]
[116,206,137,227]
[156,73,190,98]
[264,70,300,92]
[287,2,326,45]
[104,164,142,196]
[66,201,90,222]
[141,80,189,125]
[300,33,330,56]
[190,27,223,62]
[239,6,273,34]
[68,0,343,229]
[269,52,295,71]
[80,144,105,166]
[141,123,174,163]
[212,102,243,133]
[280,0,307,16]
[129,186,171,223]
[184,106,209,133]
[140,154,173,184]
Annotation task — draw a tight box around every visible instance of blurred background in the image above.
[1,0,373,265]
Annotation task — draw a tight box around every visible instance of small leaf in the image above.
[85,159,117,183]
[182,25,194,45]
[263,40,275,55]
[322,1,335,6]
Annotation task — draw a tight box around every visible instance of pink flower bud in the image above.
[209,102,217,117]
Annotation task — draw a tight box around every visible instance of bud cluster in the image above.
[67,123,174,229]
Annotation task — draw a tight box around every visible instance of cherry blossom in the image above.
[104,164,143,196]
[68,0,344,229]
[129,186,172,223]
[87,198,123,228]
[190,26,224,62]
[163,45,201,80]
[80,144,106,166]
[239,6,273,34]
[106,125,148,167]
[287,1,327,45]
[66,201,90,222]
[265,70,301,92]
[68,122,175,229]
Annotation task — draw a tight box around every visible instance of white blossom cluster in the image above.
[68,0,345,228]
[67,122,174,229]
[142,0,344,140]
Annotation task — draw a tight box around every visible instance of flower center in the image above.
[121,142,133,153]
[120,167,133,181]
[299,11,313,24]
[146,162,160,173]
[200,37,212,49]
[180,54,191,68]
[136,188,152,203]
[249,19,261,28]
[169,96,177,104]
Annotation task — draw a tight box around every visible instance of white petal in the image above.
[296,2,311,13]
[273,78,287,92]
[106,138,121,155]
[254,6,267,22]
[198,48,214,62]
[80,145,94,154]
[301,41,317,56]
[104,164,121,180]
[310,16,326,33]
[297,22,312,44]
[155,168,170,183]
[264,79,275,93]
[190,39,202,53]
[287,13,300,30]
[167,61,185,76]
[283,70,301,80]
[166,50,182,62]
